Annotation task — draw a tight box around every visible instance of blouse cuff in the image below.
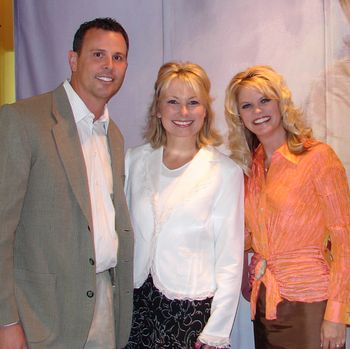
[198,333,231,348]
[1,321,19,327]
[324,300,350,324]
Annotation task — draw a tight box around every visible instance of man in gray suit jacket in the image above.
[0,18,134,349]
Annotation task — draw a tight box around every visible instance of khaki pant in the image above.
[84,270,115,349]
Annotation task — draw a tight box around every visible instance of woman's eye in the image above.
[189,100,200,106]
[167,99,178,105]
[241,103,251,109]
[261,98,271,104]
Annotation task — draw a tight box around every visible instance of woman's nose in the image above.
[254,105,262,114]
[180,104,189,116]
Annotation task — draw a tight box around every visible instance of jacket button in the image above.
[89,258,95,265]
[87,290,94,298]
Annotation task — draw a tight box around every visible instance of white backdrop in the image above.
[14,0,350,347]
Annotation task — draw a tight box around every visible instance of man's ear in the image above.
[68,51,78,72]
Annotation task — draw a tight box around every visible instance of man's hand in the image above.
[320,320,346,349]
[0,323,27,349]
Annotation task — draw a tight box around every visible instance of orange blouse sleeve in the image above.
[312,145,350,324]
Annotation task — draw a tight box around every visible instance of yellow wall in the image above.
[0,0,15,106]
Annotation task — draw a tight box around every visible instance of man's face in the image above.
[68,28,128,111]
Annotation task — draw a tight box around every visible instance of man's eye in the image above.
[114,54,125,61]
[93,52,103,58]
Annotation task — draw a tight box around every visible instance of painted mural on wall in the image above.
[305,0,350,183]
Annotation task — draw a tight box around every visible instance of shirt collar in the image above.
[63,80,110,133]
[255,142,300,165]
[275,143,300,165]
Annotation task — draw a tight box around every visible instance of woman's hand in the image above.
[0,323,28,349]
[320,320,346,349]
[194,340,228,349]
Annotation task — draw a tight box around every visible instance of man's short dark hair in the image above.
[72,17,129,55]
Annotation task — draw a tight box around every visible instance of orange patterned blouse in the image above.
[245,142,350,324]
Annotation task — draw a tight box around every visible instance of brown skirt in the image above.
[253,284,333,349]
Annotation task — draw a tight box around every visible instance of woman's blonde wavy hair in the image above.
[224,65,313,174]
[144,61,222,148]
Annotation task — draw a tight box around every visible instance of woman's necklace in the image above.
[264,158,270,174]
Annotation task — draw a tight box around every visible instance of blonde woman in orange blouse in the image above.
[225,65,350,349]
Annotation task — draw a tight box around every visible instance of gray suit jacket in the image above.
[0,84,134,349]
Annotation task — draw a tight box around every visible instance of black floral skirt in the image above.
[124,274,213,349]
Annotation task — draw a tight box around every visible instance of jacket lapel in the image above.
[107,120,124,210]
[51,85,93,229]
[146,146,163,196]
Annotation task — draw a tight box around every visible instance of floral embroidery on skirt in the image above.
[125,274,213,349]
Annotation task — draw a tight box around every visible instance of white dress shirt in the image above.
[63,80,118,273]
[125,143,244,347]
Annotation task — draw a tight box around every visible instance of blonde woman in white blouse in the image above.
[124,62,244,349]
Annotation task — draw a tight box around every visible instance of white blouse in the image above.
[125,144,244,347]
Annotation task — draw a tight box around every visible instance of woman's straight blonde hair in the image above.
[145,61,222,148]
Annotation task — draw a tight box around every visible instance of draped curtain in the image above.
[14,1,350,347]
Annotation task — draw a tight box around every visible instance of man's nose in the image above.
[103,56,113,69]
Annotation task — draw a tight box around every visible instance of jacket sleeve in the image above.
[199,161,244,347]
[0,104,32,325]
[312,145,350,324]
